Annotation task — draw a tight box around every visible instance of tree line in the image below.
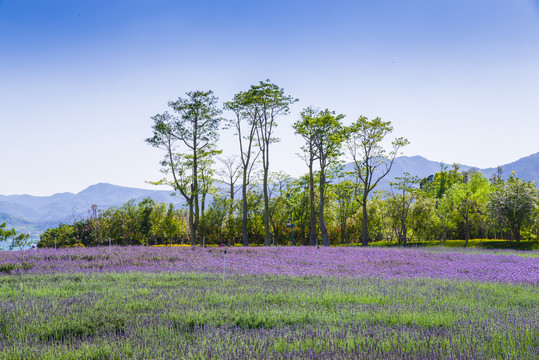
[38,80,539,248]
[145,80,411,247]
[38,200,187,248]
[37,165,539,248]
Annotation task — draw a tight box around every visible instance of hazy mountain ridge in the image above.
[1,152,538,239]
[0,184,185,239]
[352,152,538,193]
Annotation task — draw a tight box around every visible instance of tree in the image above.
[217,156,242,243]
[293,107,319,246]
[409,196,438,242]
[224,91,261,246]
[487,174,538,242]
[0,222,16,246]
[313,110,344,246]
[344,116,409,246]
[420,163,462,199]
[198,152,220,241]
[146,90,222,246]
[229,80,297,246]
[0,222,31,250]
[10,232,31,250]
[286,174,312,245]
[266,171,293,245]
[202,194,229,244]
[333,178,359,244]
[443,171,490,246]
[38,224,76,248]
[389,172,420,246]
[295,108,344,246]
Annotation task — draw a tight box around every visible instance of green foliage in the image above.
[441,171,491,245]
[487,174,538,242]
[343,115,409,245]
[420,164,463,199]
[409,196,439,241]
[331,178,360,244]
[38,224,76,248]
[38,199,187,248]
[0,222,31,250]
[398,239,539,251]
[200,194,228,244]
[233,80,298,246]
[146,90,223,245]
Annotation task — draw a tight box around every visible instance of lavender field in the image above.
[0,246,538,359]
[1,246,538,284]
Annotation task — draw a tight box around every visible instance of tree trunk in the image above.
[464,214,470,247]
[241,168,249,246]
[319,170,330,246]
[193,185,199,246]
[188,201,195,246]
[263,166,271,246]
[401,190,407,247]
[309,162,317,246]
[340,216,346,244]
[361,200,369,246]
[192,129,199,246]
[402,218,407,247]
[514,225,521,242]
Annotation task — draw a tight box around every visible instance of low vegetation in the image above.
[0,247,537,359]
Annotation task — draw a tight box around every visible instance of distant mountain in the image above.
[480,152,539,183]
[342,152,538,193]
[387,152,539,185]
[1,152,538,242]
[0,183,185,241]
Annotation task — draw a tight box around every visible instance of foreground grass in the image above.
[0,272,537,359]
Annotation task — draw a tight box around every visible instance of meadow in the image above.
[0,246,538,359]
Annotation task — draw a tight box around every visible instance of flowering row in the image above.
[1,246,537,284]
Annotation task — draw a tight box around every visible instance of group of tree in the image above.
[38,165,539,248]
[36,80,539,248]
[38,199,187,248]
[195,166,538,246]
[146,80,411,247]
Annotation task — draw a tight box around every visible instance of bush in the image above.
[38,224,76,248]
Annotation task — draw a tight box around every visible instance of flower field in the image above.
[0,246,538,359]
[1,246,538,284]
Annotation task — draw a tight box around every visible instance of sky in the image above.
[1,0,538,196]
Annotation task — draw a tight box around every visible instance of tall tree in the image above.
[344,116,409,246]
[312,109,345,246]
[230,80,297,246]
[293,107,319,246]
[146,90,222,246]
[224,92,261,246]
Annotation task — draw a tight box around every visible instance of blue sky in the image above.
[1,0,538,195]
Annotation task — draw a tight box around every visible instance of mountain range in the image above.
[1,152,539,241]
[0,184,184,240]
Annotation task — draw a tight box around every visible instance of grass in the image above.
[360,238,539,251]
[0,271,538,359]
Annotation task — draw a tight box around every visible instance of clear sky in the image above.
[1,0,538,196]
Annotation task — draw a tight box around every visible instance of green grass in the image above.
[347,238,539,251]
[0,272,537,359]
